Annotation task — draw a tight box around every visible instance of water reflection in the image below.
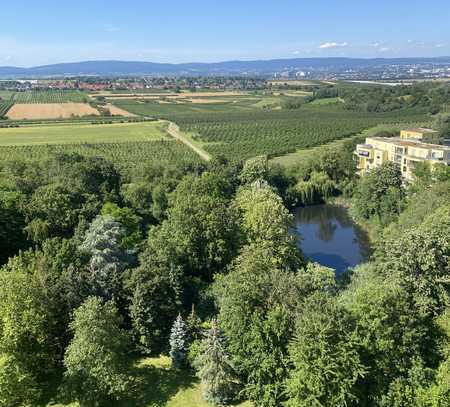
[293,205,371,275]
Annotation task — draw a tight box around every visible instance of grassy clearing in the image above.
[0,121,169,146]
[44,356,252,407]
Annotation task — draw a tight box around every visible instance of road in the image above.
[166,121,211,161]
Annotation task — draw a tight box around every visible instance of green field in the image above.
[270,122,430,167]
[0,140,201,178]
[110,98,429,163]
[0,90,15,100]
[111,93,301,118]
[11,90,90,104]
[0,121,202,179]
[0,92,433,171]
[0,100,14,117]
[310,97,343,105]
[0,121,169,146]
[112,98,260,118]
[174,106,429,162]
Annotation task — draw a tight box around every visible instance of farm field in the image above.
[174,106,430,162]
[0,120,169,146]
[270,122,431,167]
[112,99,254,118]
[111,95,284,118]
[0,120,202,178]
[12,90,90,104]
[106,103,137,116]
[0,100,14,117]
[6,103,100,120]
[0,139,202,180]
[310,96,343,105]
[110,98,430,162]
[97,91,245,99]
[268,79,323,86]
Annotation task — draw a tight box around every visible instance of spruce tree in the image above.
[195,322,237,406]
[79,215,131,299]
[169,314,189,369]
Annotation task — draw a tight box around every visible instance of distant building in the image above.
[355,130,450,181]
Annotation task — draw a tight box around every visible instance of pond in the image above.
[293,204,371,275]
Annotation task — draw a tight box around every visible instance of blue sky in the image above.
[1,0,449,66]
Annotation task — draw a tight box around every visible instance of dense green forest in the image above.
[0,128,449,407]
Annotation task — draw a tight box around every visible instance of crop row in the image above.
[0,140,202,180]
[12,90,90,104]
[174,108,429,161]
[0,101,14,117]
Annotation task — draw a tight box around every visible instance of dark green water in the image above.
[293,204,371,275]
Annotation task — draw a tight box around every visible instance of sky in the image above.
[1,0,449,66]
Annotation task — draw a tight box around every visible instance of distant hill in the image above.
[1,57,450,78]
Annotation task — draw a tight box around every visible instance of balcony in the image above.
[356,144,373,158]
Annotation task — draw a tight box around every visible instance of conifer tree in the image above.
[79,215,131,299]
[195,322,237,406]
[169,314,189,368]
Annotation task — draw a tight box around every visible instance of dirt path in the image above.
[166,121,211,161]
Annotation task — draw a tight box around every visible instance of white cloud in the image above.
[379,47,391,52]
[435,43,445,48]
[292,50,300,55]
[319,42,349,49]
[4,55,12,62]
[371,42,381,48]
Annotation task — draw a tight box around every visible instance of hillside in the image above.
[1,57,450,77]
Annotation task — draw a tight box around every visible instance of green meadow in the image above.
[0,121,169,146]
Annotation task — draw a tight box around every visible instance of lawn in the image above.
[0,121,169,146]
[45,356,252,407]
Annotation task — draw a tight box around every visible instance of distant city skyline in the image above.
[1,0,449,66]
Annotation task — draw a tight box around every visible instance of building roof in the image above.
[369,137,450,151]
[402,127,438,133]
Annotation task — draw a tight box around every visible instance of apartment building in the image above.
[355,129,450,180]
